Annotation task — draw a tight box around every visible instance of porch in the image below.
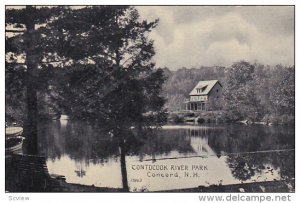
[185,101,206,111]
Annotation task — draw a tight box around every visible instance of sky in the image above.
[137,6,294,70]
[5,6,294,70]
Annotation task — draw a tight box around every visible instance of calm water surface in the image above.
[36,120,294,191]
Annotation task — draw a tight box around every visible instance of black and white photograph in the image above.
[4,4,295,195]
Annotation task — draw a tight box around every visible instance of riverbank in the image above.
[168,111,225,124]
[47,182,124,192]
[167,111,294,126]
[45,179,296,192]
[6,178,294,192]
[158,180,294,192]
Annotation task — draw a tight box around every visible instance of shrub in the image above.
[197,118,205,124]
[169,114,184,123]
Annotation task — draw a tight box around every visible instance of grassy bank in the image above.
[168,111,225,124]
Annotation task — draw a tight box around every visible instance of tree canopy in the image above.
[162,61,294,124]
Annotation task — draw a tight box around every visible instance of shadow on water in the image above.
[35,121,294,191]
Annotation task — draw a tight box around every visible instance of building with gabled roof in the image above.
[184,80,223,111]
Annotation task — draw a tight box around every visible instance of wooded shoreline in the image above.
[167,111,294,126]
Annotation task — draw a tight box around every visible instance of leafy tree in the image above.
[6,6,165,191]
[45,6,165,191]
[223,61,261,121]
[5,6,65,154]
[269,65,295,116]
[252,63,271,118]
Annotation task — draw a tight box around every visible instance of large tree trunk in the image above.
[24,7,39,155]
[119,141,129,192]
[25,83,38,155]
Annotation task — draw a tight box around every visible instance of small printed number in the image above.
[131,178,142,182]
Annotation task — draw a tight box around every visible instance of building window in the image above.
[201,85,207,92]
[196,85,207,93]
[217,89,219,92]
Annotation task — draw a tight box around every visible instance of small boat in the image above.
[5,127,23,137]
[184,117,196,122]
[5,136,25,153]
[5,126,24,154]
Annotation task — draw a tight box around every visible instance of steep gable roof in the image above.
[189,80,220,96]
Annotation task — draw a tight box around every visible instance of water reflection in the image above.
[226,151,294,182]
[37,121,294,191]
[74,160,86,178]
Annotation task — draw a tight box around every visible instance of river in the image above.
[35,120,294,191]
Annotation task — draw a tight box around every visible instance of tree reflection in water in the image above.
[37,121,294,188]
[74,160,86,178]
[226,151,294,182]
[206,124,295,182]
[227,154,260,181]
[38,120,121,164]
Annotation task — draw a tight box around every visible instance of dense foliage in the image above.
[47,6,166,130]
[6,6,165,191]
[162,61,294,124]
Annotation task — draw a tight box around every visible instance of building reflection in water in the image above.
[38,121,294,191]
[187,129,213,155]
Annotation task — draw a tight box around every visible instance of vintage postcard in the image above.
[5,5,295,195]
